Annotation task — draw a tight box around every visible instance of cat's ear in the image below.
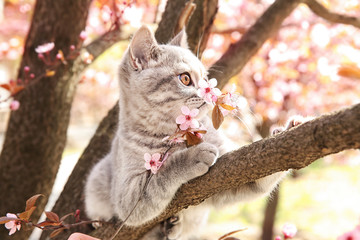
[129,25,159,71]
[169,29,189,49]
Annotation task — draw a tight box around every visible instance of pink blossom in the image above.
[4,213,21,235]
[175,106,199,131]
[274,236,282,240]
[35,42,55,53]
[144,153,162,174]
[282,223,297,239]
[337,225,360,240]
[79,31,87,41]
[10,100,20,111]
[219,92,237,116]
[197,78,222,104]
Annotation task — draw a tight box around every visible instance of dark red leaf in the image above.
[18,206,36,220]
[50,228,65,238]
[60,212,74,222]
[45,211,60,223]
[212,105,224,130]
[25,194,43,211]
[185,132,203,147]
[37,220,62,227]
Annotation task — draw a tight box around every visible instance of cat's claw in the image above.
[165,214,183,240]
[272,115,311,135]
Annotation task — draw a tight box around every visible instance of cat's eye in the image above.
[178,72,192,86]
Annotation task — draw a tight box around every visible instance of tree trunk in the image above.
[261,187,280,240]
[0,0,91,239]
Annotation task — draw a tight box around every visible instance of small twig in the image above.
[302,0,360,28]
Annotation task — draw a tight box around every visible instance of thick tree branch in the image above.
[210,0,301,89]
[91,103,360,239]
[302,0,360,28]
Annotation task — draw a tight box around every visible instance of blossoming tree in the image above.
[0,0,359,239]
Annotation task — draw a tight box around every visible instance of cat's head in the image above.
[119,25,210,127]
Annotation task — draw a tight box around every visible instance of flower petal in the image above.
[204,94,212,103]
[197,89,205,98]
[152,153,161,161]
[190,108,199,117]
[181,106,190,115]
[151,166,158,174]
[144,162,151,170]
[16,224,21,231]
[176,115,186,124]
[5,221,15,229]
[208,78,218,88]
[8,226,16,235]
[144,153,151,162]
[190,119,199,129]
[212,87,222,96]
[198,79,208,88]
[180,122,189,130]
[6,213,17,219]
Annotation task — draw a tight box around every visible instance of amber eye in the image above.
[178,72,192,86]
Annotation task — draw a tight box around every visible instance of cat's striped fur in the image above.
[84,26,286,240]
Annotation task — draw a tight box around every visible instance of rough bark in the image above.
[210,0,301,89]
[0,0,92,239]
[89,103,360,239]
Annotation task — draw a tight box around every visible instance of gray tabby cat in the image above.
[84,25,286,240]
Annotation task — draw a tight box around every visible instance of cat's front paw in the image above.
[187,142,219,178]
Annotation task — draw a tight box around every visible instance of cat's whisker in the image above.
[232,110,255,140]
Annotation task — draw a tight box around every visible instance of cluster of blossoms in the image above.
[143,77,242,174]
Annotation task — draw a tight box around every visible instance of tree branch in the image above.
[302,0,360,28]
[91,103,360,239]
[209,0,301,89]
